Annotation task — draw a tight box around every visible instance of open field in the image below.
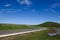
[0,24,38,30]
[0,22,60,30]
[0,22,60,40]
[0,30,60,40]
[0,28,47,37]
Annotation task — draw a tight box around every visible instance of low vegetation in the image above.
[0,22,60,40]
[0,24,36,30]
[0,30,60,40]
[33,22,60,28]
[0,22,60,30]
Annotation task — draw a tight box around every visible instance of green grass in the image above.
[13,30,60,40]
[33,22,60,28]
[0,30,60,40]
[0,24,37,30]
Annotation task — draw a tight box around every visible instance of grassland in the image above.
[0,22,60,30]
[33,22,60,28]
[0,24,37,30]
[0,30,60,40]
[0,22,60,40]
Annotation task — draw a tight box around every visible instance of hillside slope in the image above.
[35,22,60,27]
[0,24,33,30]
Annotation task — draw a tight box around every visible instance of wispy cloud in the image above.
[51,3,60,8]
[0,9,22,14]
[44,8,56,13]
[44,3,60,13]
[31,9,37,12]
[4,4,12,7]
[17,0,32,6]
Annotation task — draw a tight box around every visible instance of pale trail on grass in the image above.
[0,28,47,38]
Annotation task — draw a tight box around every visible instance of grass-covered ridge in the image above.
[0,24,35,30]
[33,22,60,27]
[0,22,60,30]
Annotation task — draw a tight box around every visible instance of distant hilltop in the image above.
[34,22,60,27]
[0,22,60,27]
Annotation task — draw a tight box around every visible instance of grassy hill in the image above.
[0,22,60,30]
[0,24,35,30]
[34,22,60,27]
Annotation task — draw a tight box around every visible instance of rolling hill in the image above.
[0,24,34,30]
[34,22,60,27]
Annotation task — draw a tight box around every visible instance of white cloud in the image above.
[0,9,22,14]
[44,3,60,13]
[4,4,12,7]
[17,0,32,6]
[51,3,60,8]
[31,9,36,12]
[44,8,56,13]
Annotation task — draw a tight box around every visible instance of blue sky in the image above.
[0,0,60,25]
